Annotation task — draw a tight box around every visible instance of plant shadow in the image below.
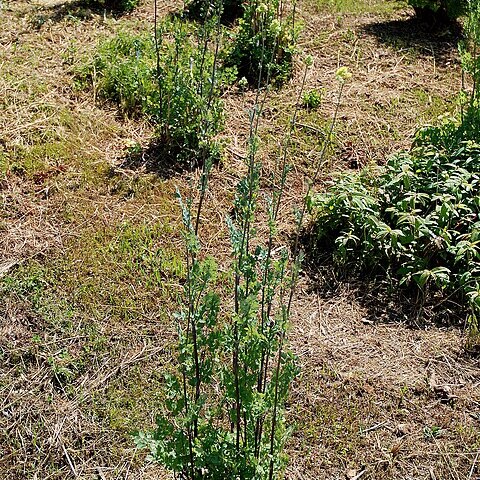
[179,1,243,25]
[362,15,462,65]
[116,141,211,180]
[300,232,468,330]
[27,0,133,28]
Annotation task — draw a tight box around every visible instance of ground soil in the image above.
[1,0,479,479]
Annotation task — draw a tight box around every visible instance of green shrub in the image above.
[80,19,229,161]
[309,0,480,334]
[185,0,243,23]
[84,0,139,13]
[408,0,466,21]
[227,0,299,86]
[309,137,480,321]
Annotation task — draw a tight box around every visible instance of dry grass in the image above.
[286,282,480,479]
[1,0,479,479]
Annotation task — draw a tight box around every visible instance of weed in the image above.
[423,425,442,439]
[80,17,230,163]
[309,139,480,319]
[134,55,347,478]
[302,89,322,110]
[135,112,301,475]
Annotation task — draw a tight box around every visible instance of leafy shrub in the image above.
[309,0,480,336]
[80,19,229,161]
[84,0,139,13]
[309,137,480,321]
[185,0,243,24]
[227,0,299,86]
[408,0,466,21]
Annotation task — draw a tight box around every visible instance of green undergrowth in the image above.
[78,18,231,163]
[0,104,120,178]
[309,130,480,324]
[1,219,185,460]
[92,363,172,433]
[1,219,183,344]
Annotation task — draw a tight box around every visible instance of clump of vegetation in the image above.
[302,88,322,110]
[80,18,229,162]
[83,32,154,114]
[309,137,479,316]
[84,0,140,13]
[408,0,466,22]
[227,0,299,85]
[309,0,480,334]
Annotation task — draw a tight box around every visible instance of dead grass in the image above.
[1,0,479,479]
[286,282,480,479]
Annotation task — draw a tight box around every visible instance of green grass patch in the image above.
[1,218,183,334]
[0,217,184,461]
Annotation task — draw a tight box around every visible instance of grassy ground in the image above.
[1,0,479,479]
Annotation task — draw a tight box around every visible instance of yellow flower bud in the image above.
[335,66,352,83]
[257,3,268,14]
[270,19,281,37]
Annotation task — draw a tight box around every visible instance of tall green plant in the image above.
[134,40,326,480]
[151,16,227,161]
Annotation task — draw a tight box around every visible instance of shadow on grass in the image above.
[300,232,468,330]
[115,140,213,180]
[28,0,134,28]
[362,15,462,64]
